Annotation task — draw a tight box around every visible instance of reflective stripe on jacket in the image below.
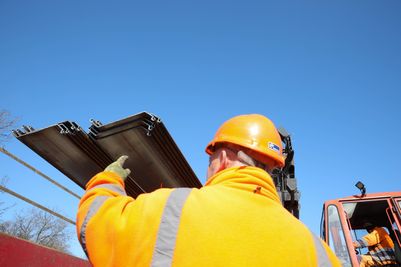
[355,227,396,264]
[77,166,341,266]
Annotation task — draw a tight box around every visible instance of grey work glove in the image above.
[104,155,131,180]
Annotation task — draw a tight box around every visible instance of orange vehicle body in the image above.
[320,191,401,267]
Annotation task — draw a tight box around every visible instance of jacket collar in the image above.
[205,166,281,203]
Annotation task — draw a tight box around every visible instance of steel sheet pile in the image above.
[14,112,202,197]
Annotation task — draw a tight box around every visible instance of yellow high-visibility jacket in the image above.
[354,227,396,264]
[77,166,341,267]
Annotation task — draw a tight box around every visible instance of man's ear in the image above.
[218,149,228,170]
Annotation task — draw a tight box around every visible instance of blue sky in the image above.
[1,0,400,258]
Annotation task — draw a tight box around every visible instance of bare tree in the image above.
[0,177,16,219]
[0,110,72,253]
[0,177,9,217]
[0,109,17,217]
[0,110,18,143]
[0,208,71,253]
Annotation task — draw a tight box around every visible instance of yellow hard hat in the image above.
[206,114,285,168]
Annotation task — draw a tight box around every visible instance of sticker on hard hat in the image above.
[268,142,280,153]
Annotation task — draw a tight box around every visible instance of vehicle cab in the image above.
[320,191,401,267]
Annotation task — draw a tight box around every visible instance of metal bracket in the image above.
[57,123,70,135]
[149,113,161,123]
[90,119,103,128]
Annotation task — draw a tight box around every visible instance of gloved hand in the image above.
[104,155,131,180]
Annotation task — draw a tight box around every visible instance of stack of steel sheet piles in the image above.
[88,112,202,195]
[150,120,201,188]
[13,122,106,189]
[13,112,202,198]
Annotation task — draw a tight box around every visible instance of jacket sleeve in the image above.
[354,229,380,248]
[76,171,131,256]
[76,171,172,266]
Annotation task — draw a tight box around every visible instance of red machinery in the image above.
[320,190,401,266]
[0,233,90,267]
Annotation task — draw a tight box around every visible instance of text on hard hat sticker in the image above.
[268,142,280,153]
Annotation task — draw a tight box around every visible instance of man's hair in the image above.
[362,222,375,231]
[215,143,271,172]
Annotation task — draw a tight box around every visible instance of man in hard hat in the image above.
[77,114,341,266]
[353,222,397,267]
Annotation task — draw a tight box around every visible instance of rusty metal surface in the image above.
[14,123,105,189]
[14,112,202,198]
